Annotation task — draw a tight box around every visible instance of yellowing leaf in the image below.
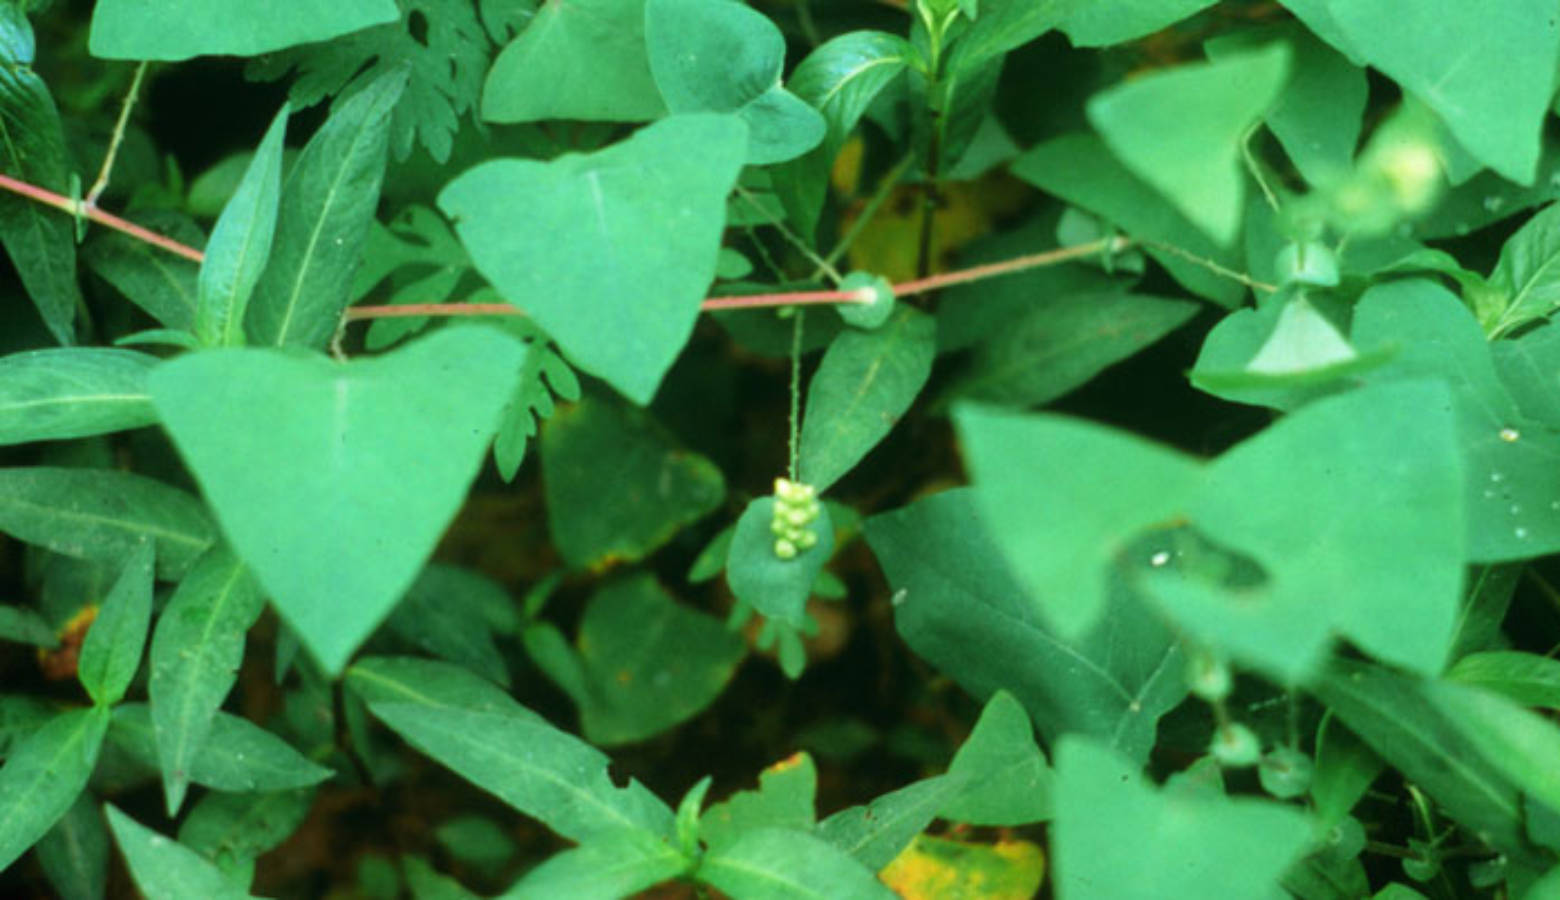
[878,834,1045,900]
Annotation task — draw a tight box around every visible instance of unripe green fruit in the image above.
[1210,723,1262,767]
[1257,746,1313,799]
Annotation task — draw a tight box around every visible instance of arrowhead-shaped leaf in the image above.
[440,114,746,404]
[89,0,398,61]
[148,326,527,673]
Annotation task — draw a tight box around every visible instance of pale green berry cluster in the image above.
[771,477,820,560]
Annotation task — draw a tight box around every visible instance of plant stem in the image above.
[738,185,841,284]
[0,172,205,262]
[788,309,805,481]
[817,153,913,278]
[1138,236,1277,293]
[87,61,149,207]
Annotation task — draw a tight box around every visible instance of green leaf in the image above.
[1350,279,1560,562]
[385,565,511,688]
[34,790,109,900]
[246,0,489,163]
[1325,0,1560,184]
[815,776,960,871]
[497,831,686,900]
[726,497,835,628]
[0,467,213,580]
[81,213,202,331]
[798,307,934,493]
[351,208,472,351]
[1059,0,1216,47]
[0,348,158,446]
[702,753,818,852]
[866,489,1186,764]
[103,804,255,900]
[88,0,398,60]
[1142,380,1464,682]
[954,403,1203,639]
[948,0,1086,71]
[178,789,315,877]
[77,541,155,708]
[699,827,896,900]
[110,704,331,794]
[770,30,913,240]
[482,0,665,124]
[541,393,725,569]
[194,103,288,348]
[0,706,110,873]
[1011,134,1244,306]
[348,655,536,718]
[492,322,579,481]
[0,603,56,647]
[1309,716,1384,832]
[945,289,1198,408]
[245,67,406,350]
[1086,43,1290,246]
[366,700,675,843]
[147,545,264,815]
[1310,659,1532,859]
[148,325,527,674]
[539,574,744,746]
[1451,565,1520,662]
[1487,202,1560,338]
[645,0,824,165]
[1446,651,1560,710]
[1428,681,1560,821]
[1207,27,1366,187]
[1054,735,1312,899]
[443,115,744,403]
[939,691,1052,826]
[0,26,81,345]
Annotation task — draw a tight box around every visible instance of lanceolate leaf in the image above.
[88,0,399,61]
[77,541,155,708]
[347,655,537,718]
[441,114,746,404]
[497,832,687,900]
[1487,202,1560,339]
[0,706,111,873]
[81,213,203,331]
[0,348,159,445]
[367,701,675,843]
[482,0,665,124]
[949,0,1086,70]
[149,326,527,674]
[110,705,331,794]
[798,307,935,494]
[772,31,912,239]
[245,67,405,350]
[34,790,109,900]
[148,545,265,815]
[0,21,80,345]
[0,467,214,580]
[194,103,288,348]
[698,827,897,900]
[103,804,256,900]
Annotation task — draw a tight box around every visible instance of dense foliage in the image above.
[3,0,1560,897]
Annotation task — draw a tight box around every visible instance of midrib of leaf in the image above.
[829,777,952,857]
[0,494,208,552]
[703,852,832,900]
[161,558,250,787]
[1107,639,1180,749]
[270,115,381,347]
[0,392,148,414]
[207,168,276,346]
[816,55,906,111]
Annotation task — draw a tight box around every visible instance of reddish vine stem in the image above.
[0,172,204,263]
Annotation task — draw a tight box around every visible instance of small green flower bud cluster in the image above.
[771,478,820,560]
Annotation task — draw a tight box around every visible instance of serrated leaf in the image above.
[0,706,110,873]
[77,541,155,707]
[497,831,686,900]
[866,489,1186,764]
[645,0,823,165]
[1325,0,1559,184]
[940,691,1052,826]
[246,67,405,350]
[0,467,213,580]
[194,104,288,348]
[149,326,527,674]
[1054,735,1312,900]
[541,393,724,569]
[482,0,665,124]
[247,0,489,163]
[698,827,896,900]
[110,704,331,794]
[0,348,159,445]
[798,307,934,493]
[771,30,912,239]
[0,28,80,344]
[441,114,745,404]
[148,545,264,815]
[493,322,578,481]
[366,700,675,843]
[1086,44,1290,246]
[726,497,834,628]
[103,804,256,900]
